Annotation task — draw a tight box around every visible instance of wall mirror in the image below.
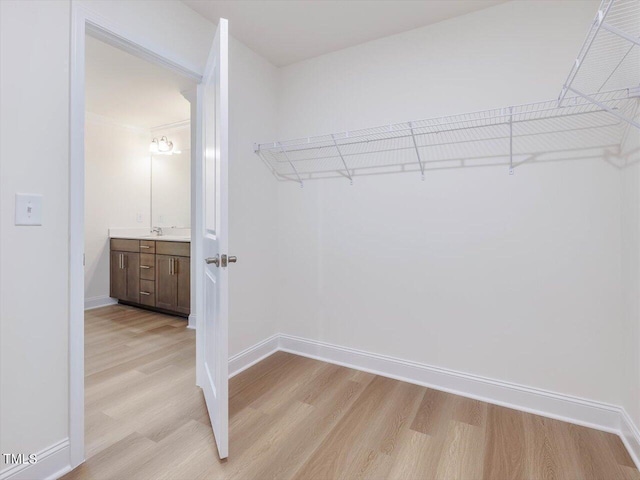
[150,128,191,230]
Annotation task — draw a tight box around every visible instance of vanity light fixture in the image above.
[149,136,176,155]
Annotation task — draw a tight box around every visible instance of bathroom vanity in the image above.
[110,236,191,316]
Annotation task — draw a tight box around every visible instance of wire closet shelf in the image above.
[255,89,638,185]
[255,0,640,186]
[559,0,640,127]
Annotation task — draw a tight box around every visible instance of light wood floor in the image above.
[63,304,639,480]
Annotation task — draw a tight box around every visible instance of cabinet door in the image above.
[124,252,140,303]
[156,254,177,311]
[110,251,127,300]
[176,256,191,315]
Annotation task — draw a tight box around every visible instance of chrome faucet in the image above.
[152,227,163,236]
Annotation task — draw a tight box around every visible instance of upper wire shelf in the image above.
[559,0,640,128]
[255,0,640,185]
[255,89,639,185]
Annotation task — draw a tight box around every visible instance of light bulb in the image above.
[149,138,159,153]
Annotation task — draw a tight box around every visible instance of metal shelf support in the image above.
[409,121,426,181]
[279,143,304,188]
[509,107,514,175]
[568,86,640,130]
[331,134,353,185]
[601,20,640,46]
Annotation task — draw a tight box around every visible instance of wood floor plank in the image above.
[410,387,457,437]
[568,423,638,480]
[603,429,639,469]
[435,421,486,480]
[453,395,487,428]
[522,413,577,480]
[68,432,157,480]
[230,354,318,417]
[370,381,424,457]
[229,351,295,397]
[84,338,194,386]
[248,375,373,480]
[84,411,136,459]
[62,305,639,480]
[291,376,399,479]
[386,428,443,479]
[483,405,527,480]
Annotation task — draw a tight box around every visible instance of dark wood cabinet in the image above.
[176,256,190,315]
[155,254,191,315]
[110,250,139,303]
[155,255,177,311]
[110,239,190,316]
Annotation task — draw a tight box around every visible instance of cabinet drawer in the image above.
[140,253,155,280]
[139,280,155,307]
[110,238,140,253]
[139,240,156,253]
[156,241,190,257]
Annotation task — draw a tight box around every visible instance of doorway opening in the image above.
[70,9,230,467]
[82,33,204,461]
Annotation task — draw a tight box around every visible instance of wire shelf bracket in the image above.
[409,121,426,180]
[509,107,514,175]
[331,133,353,185]
[280,142,304,188]
[567,86,640,129]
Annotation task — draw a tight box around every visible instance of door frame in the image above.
[69,4,205,468]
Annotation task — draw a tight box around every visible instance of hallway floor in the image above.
[62,305,639,479]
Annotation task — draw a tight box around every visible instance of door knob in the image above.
[221,254,238,267]
[205,255,220,266]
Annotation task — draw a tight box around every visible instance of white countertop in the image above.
[110,234,190,242]
[109,228,191,242]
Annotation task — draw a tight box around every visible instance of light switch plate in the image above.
[15,193,43,226]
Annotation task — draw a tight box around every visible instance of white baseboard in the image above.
[84,295,117,310]
[230,332,640,470]
[0,438,70,480]
[229,334,280,378]
[279,334,622,434]
[621,409,640,469]
[187,314,196,330]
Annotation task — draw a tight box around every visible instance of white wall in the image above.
[0,0,71,469]
[77,0,213,76]
[274,0,630,407]
[621,121,640,426]
[84,117,151,304]
[228,37,280,356]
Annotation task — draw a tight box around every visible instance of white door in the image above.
[198,17,230,460]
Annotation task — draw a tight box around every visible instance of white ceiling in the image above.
[85,36,195,129]
[182,0,508,67]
